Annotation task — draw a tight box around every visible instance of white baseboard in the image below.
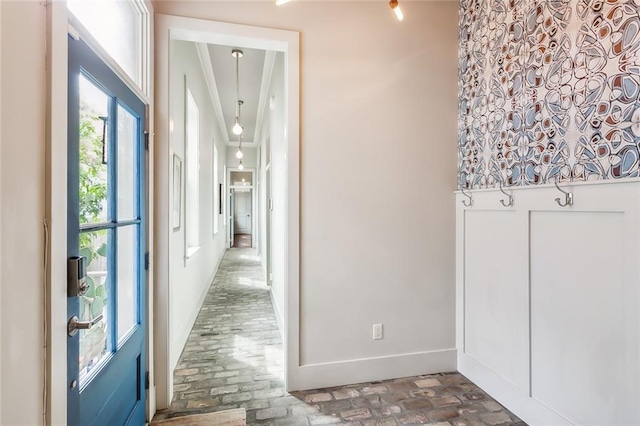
[171,289,210,370]
[171,247,226,370]
[290,348,457,391]
[458,354,569,425]
[269,287,284,340]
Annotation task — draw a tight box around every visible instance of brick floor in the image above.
[152,248,526,425]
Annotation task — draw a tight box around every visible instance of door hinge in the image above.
[145,252,150,270]
[144,131,150,150]
[145,371,149,390]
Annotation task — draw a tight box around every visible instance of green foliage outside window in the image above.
[78,104,108,371]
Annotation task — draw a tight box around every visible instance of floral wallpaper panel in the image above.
[459,0,640,189]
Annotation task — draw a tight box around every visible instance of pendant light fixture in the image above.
[389,0,404,21]
[233,100,244,136]
[231,49,244,136]
[236,133,244,160]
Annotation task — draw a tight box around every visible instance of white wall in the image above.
[155,2,459,389]
[0,1,46,424]
[169,40,228,370]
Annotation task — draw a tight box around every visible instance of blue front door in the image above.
[67,35,147,426]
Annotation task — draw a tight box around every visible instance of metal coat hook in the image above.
[554,176,573,207]
[498,181,514,207]
[461,185,473,207]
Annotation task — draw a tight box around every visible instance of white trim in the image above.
[455,174,640,195]
[283,26,301,393]
[168,19,292,52]
[139,0,153,98]
[296,350,457,391]
[173,247,225,372]
[0,1,3,421]
[142,0,156,420]
[228,167,256,247]
[66,0,152,100]
[253,51,276,146]
[195,43,230,146]
[184,82,201,259]
[213,142,220,237]
[46,2,70,425]
[223,165,228,227]
[458,355,568,425]
[154,14,300,406]
[185,246,201,259]
[270,287,284,341]
[154,22,172,405]
[230,169,255,189]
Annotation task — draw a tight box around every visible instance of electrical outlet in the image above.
[373,324,383,340]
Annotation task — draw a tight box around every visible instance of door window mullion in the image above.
[80,221,116,233]
[108,94,119,355]
[107,228,117,354]
[136,116,142,221]
[108,95,118,224]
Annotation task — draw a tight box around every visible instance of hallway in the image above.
[153,248,524,425]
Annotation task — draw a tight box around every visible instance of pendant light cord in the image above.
[235,53,240,118]
[232,49,244,158]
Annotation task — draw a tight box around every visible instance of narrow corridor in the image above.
[153,248,525,425]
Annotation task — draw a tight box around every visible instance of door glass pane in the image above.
[117,225,138,343]
[117,104,137,220]
[79,229,110,385]
[79,75,109,225]
[67,0,143,86]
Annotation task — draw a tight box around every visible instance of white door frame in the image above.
[154,14,300,409]
[229,167,256,248]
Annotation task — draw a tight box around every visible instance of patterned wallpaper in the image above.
[458,0,640,189]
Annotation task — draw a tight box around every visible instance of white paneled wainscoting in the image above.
[456,181,640,426]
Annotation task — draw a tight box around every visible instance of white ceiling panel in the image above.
[208,44,266,145]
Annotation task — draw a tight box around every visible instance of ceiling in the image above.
[204,44,270,148]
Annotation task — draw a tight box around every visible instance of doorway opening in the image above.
[229,170,254,249]
[154,14,300,413]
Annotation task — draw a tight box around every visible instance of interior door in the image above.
[266,167,272,284]
[67,35,147,426]
[234,190,252,234]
